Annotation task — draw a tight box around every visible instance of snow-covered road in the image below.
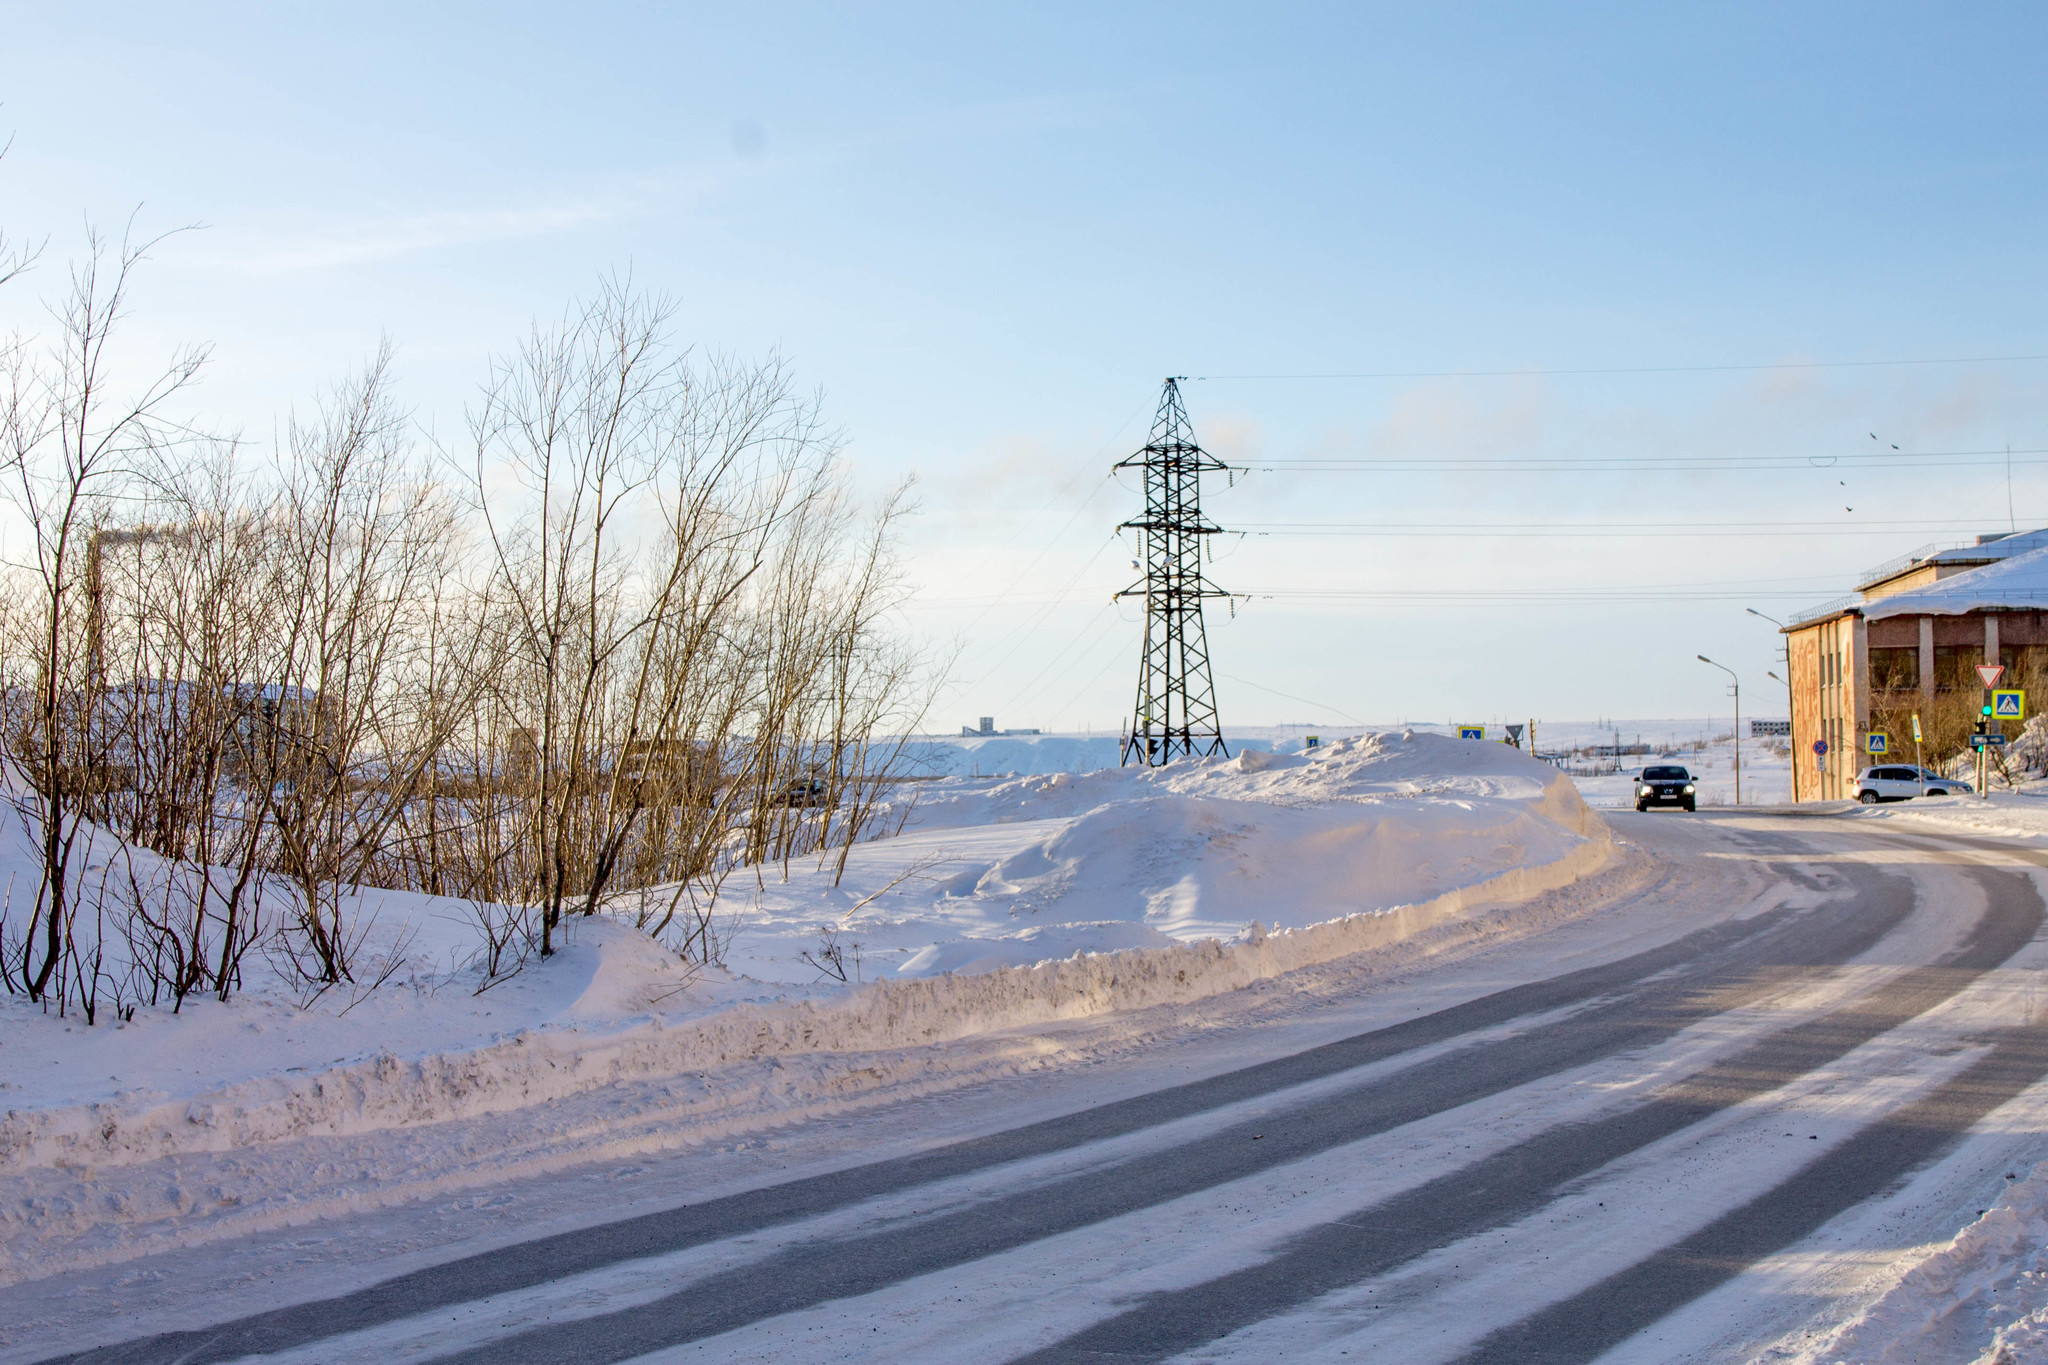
[12,812,2048,1364]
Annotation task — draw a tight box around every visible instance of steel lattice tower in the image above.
[1117,377,1232,766]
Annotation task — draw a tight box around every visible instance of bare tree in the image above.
[467,282,868,958]
[0,223,205,1006]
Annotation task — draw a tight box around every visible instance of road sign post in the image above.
[1976,666,2005,798]
[1912,713,1925,795]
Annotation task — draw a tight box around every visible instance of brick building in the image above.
[1783,529,2048,799]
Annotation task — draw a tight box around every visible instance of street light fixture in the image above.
[1698,654,1741,805]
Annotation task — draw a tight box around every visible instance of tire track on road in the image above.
[371,863,1913,1365]
[39,850,1896,1365]
[1004,860,2039,1365]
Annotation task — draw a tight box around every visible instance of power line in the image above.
[964,531,1121,692]
[917,571,1852,609]
[1236,517,2024,530]
[1247,449,2048,474]
[988,597,1120,722]
[949,395,1151,638]
[1217,672,1364,725]
[1242,587,1844,602]
[1191,354,2048,381]
[1237,525,2036,539]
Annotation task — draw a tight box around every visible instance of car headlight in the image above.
[1683,784,1695,793]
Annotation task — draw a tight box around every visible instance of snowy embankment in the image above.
[0,732,1612,1279]
[1782,780,2048,1364]
[1797,1165,2048,1364]
[1851,782,2048,842]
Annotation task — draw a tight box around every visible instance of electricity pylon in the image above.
[1117,377,1232,766]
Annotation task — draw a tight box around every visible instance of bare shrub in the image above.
[463,281,933,963]
[0,238,932,1017]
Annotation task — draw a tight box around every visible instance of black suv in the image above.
[1634,765,1696,812]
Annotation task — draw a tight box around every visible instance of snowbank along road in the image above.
[11,811,2048,1364]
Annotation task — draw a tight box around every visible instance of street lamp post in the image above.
[1699,655,1740,805]
[1767,670,1795,803]
[1750,607,1796,804]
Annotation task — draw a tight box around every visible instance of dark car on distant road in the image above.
[1634,765,1696,812]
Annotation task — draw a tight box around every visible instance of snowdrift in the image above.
[0,732,1613,1275]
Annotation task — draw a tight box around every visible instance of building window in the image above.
[1870,647,1919,691]
[2000,645,2048,684]
[1935,644,1982,692]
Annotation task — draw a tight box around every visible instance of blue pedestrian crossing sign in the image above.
[1865,733,1888,754]
[1993,689,2025,719]
[1458,725,1485,740]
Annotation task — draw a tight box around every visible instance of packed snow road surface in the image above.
[13,812,2048,1364]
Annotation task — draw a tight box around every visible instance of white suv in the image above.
[1855,765,1971,804]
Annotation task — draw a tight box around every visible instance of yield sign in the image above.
[1978,664,2006,688]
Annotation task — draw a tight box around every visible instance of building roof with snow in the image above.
[1856,527,2048,596]
[1859,543,2048,620]
[1789,527,2048,626]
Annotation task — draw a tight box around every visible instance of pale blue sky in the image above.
[4,3,2047,727]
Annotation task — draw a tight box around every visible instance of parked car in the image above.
[1855,765,1971,804]
[1634,765,1697,812]
[769,777,830,808]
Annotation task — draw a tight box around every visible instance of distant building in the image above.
[1782,529,2048,799]
[959,716,1041,737]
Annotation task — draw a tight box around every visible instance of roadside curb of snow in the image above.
[1790,1154,2048,1365]
[0,774,1613,1181]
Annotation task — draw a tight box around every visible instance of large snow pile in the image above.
[0,730,1613,1281]
[729,729,1605,980]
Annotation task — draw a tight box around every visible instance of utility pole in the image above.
[1768,671,1793,801]
[1699,655,1740,804]
[1750,608,1795,804]
[1116,378,1233,766]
